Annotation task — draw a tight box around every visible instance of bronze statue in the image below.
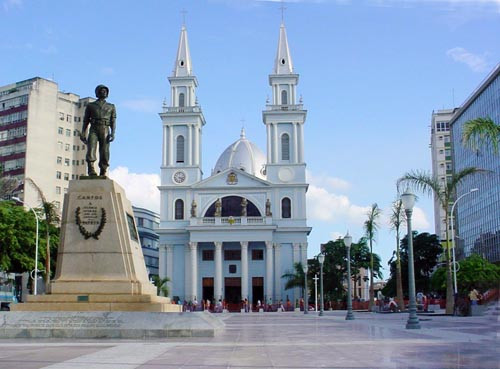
[80,84,116,176]
[241,198,247,216]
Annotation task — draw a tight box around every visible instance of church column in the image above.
[162,126,167,166]
[273,123,278,163]
[166,245,174,298]
[168,126,174,165]
[214,242,223,301]
[265,241,274,302]
[187,124,193,165]
[266,124,271,163]
[194,124,200,166]
[293,122,298,163]
[189,242,198,301]
[293,243,301,300]
[300,242,308,269]
[274,243,281,301]
[159,244,168,280]
[298,123,304,163]
[241,242,249,300]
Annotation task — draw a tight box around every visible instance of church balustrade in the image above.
[163,106,201,113]
[195,216,267,226]
[265,104,303,111]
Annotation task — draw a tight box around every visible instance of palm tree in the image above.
[364,203,381,311]
[397,167,486,314]
[389,199,405,311]
[26,178,60,292]
[462,117,500,155]
[281,262,305,297]
[151,275,170,297]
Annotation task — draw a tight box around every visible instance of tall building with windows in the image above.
[0,78,88,209]
[450,64,500,262]
[133,206,160,278]
[158,23,311,307]
[430,109,456,242]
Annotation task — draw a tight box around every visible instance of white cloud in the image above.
[446,47,490,72]
[108,166,160,213]
[412,206,431,230]
[306,170,350,192]
[121,98,160,113]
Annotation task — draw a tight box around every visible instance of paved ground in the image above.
[0,310,498,369]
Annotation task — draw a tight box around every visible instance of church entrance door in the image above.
[202,278,214,308]
[252,277,264,310]
[224,277,241,312]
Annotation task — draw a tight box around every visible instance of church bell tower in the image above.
[262,22,307,184]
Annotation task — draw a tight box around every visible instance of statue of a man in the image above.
[214,198,222,217]
[266,199,272,216]
[80,84,116,176]
[241,198,247,216]
[191,200,197,218]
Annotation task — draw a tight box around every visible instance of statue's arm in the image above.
[80,106,90,143]
[107,105,116,142]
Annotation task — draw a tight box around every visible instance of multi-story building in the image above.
[133,206,160,278]
[450,64,500,262]
[0,77,88,209]
[430,109,456,242]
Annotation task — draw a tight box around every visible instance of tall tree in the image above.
[364,203,381,311]
[462,117,500,155]
[398,167,486,314]
[151,275,170,297]
[282,262,305,298]
[25,178,60,291]
[389,199,405,311]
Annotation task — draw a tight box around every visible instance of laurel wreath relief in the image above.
[75,206,106,240]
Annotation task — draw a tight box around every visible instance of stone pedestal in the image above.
[13,179,181,313]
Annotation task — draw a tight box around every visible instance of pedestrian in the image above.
[469,288,481,305]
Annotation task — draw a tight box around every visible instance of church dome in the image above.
[213,128,267,179]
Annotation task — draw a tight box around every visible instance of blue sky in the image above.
[1,0,499,278]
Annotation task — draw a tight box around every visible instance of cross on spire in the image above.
[280,0,286,22]
[181,9,188,25]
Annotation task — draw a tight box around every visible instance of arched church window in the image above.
[179,93,185,107]
[281,133,290,161]
[175,199,184,220]
[176,135,185,163]
[281,197,291,219]
[281,90,288,105]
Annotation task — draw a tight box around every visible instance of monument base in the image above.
[0,311,224,338]
[12,293,181,312]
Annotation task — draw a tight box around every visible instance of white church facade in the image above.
[157,22,311,308]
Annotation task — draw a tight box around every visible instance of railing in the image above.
[197,216,266,226]
[265,104,303,111]
[162,106,201,113]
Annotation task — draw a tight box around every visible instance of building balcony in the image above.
[190,216,272,226]
[162,106,202,114]
[265,104,304,111]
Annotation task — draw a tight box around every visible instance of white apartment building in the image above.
[430,109,456,242]
[0,77,88,209]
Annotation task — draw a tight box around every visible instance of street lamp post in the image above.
[12,197,40,296]
[313,274,318,311]
[344,232,354,320]
[450,188,479,295]
[318,253,325,316]
[401,189,420,329]
[303,264,308,314]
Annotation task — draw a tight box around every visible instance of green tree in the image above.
[364,203,381,311]
[0,201,40,273]
[397,167,486,314]
[383,232,441,298]
[282,262,305,299]
[151,275,170,297]
[26,178,60,291]
[431,254,500,295]
[462,117,500,155]
[389,199,405,310]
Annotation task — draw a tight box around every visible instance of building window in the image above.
[58,141,63,149]
[56,171,61,179]
[281,90,288,105]
[57,156,62,165]
[65,144,70,151]
[64,173,69,181]
[65,129,71,137]
[179,93,185,107]
[64,158,70,166]
[66,115,71,122]
[59,113,64,121]
[281,197,291,218]
[176,136,185,163]
[281,133,290,160]
[202,250,214,261]
[58,127,63,135]
[224,250,241,260]
[229,264,237,274]
[252,249,264,260]
[174,199,184,220]
[55,186,61,194]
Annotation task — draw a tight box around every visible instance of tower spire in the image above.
[173,25,193,77]
[274,22,293,75]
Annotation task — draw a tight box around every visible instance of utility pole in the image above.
[313,274,319,311]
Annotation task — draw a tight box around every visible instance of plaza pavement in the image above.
[0,310,498,369]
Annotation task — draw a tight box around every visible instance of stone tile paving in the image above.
[0,310,498,368]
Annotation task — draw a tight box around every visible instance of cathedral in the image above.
[157,22,311,308]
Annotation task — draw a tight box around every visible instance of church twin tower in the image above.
[158,22,310,307]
